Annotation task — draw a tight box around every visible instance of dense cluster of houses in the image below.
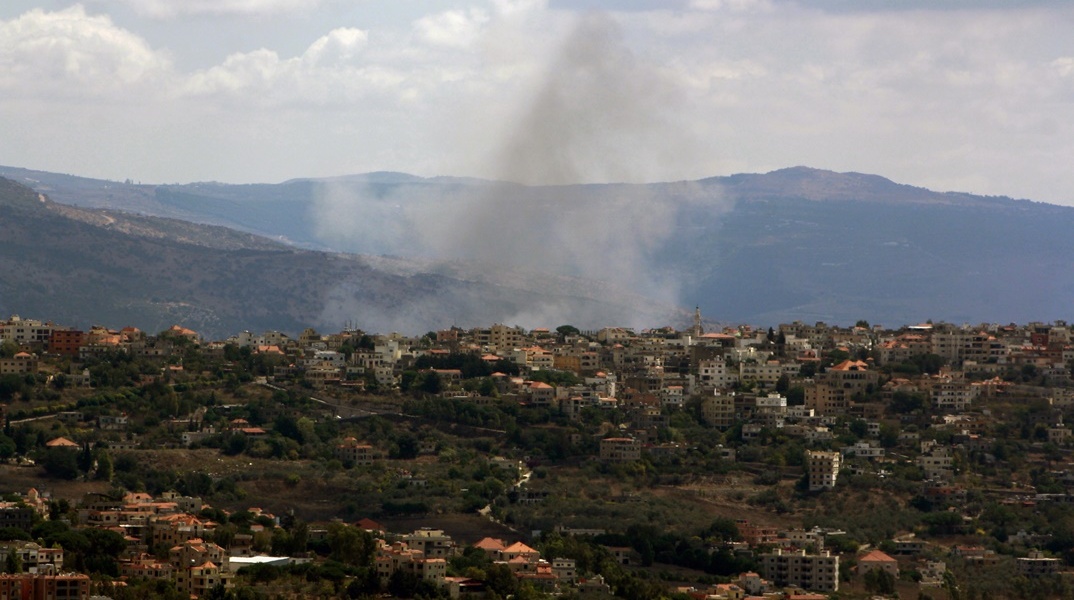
[6,314,1074,597]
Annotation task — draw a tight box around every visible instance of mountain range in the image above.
[1,164,1072,337]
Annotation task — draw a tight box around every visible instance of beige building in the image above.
[600,437,641,462]
[805,360,879,416]
[806,450,841,491]
[701,393,736,428]
[858,549,898,577]
[335,437,376,466]
[758,549,839,592]
[0,352,37,375]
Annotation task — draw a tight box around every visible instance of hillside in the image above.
[4,165,1074,328]
[0,177,676,337]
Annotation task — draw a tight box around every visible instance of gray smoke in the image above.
[314,13,729,333]
[497,12,687,187]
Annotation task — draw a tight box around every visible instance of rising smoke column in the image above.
[315,12,725,332]
[408,12,711,319]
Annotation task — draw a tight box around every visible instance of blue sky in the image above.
[2,0,1073,205]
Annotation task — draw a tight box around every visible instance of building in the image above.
[0,573,90,600]
[805,360,879,416]
[334,437,376,466]
[758,549,839,592]
[599,437,641,462]
[806,450,841,491]
[0,317,56,347]
[169,538,232,597]
[0,505,34,534]
[376,541,448,586]
[1017,550,1061,577]
[858,549,898,577]
[48,330,84,357]
[0,542,63,574]
[0,352,37,375]
[401,529,456,559]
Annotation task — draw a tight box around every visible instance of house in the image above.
[858,549,898,577]
[0,541,63,574]
[472,538,507,561]
[335,437,376,466]
[599,437,641,462]
[44,437,79,450]
[1017,550,1060,577]
[0,352,37,375]
[501,542,540,563]
[401,529,456,559]
[376,541,447,586]
[169,537,230,598]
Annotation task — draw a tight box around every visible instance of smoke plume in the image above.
[314,13,727,333]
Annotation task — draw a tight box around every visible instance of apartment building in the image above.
[758,549,839,592]
[806,450,841,491]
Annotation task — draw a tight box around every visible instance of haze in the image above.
[1,1,1073,205]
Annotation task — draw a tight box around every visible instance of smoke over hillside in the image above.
[314,13,729,331]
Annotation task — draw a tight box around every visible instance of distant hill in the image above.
[0,177,676,337]
[3,164,1074,329]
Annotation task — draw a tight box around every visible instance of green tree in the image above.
[419,371,443,395]
[327,523,375,566]
[0,434,15,459]
[387,570,421,598]
[4,548,20,574]
[95,450,114,481]
[484,563,518,597]
[42,448,79,480]
[556,325,581,339]
[864,568,896,594]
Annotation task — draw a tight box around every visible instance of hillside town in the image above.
[3,312,1074,599]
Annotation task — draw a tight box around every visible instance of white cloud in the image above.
[303,28,369,65]
[116,0,322,18]
[0,4,171,96]
[414,8,489,48]
[1054,57,1074,77]
[2,1,1074,205]
[688,0,773,12]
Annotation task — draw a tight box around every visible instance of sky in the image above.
[2,0,1074,204]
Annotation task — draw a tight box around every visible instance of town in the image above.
[2,312,1074,600]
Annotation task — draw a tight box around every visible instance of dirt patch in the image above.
[663,475,803,529]
[379,513,522,545]
[0,464,112,501]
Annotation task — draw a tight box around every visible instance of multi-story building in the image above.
[1017,551,1061,577]
[335,437,376,466]
[697,359,739,391]
[401,529,456,559]
[758,549,839,592]
[169,538,231,597]
[48,329,85,357]
[376,542,448,586]
[0,316,57,347]
[599,437,641,462]
[917,447,954,481]
[0,573,90,600]
[0,352,37,375]
[806,450,841,491]
[805,360,879,416]
[0,542,63,574]
[929,377,979,412]
[701,393,736,428]
[0,505,34,534]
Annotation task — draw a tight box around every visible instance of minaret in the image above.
[693,306,703,338]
